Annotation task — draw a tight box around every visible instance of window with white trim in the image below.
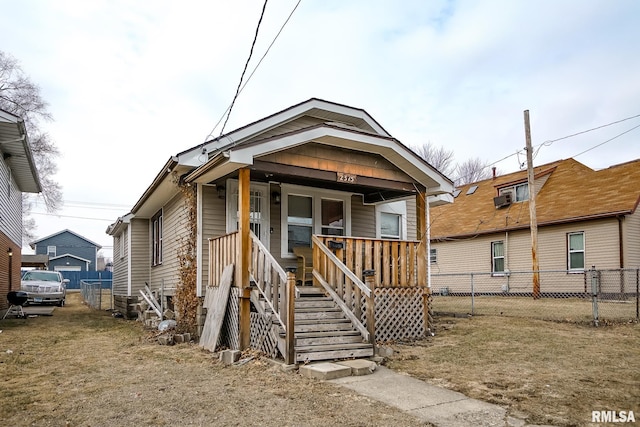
[152,209,163,266]
[47,246,56,257]
[287,194,313,252]
[376,200,407,240]
[568,232,585,271]
[380,212,401,239]
[499,182,529,202]
[492,241,505,274]
[280,185,351,258]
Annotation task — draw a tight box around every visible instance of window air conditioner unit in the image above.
[493,191,512,208]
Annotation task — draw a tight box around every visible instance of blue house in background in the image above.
[30,229,102,272]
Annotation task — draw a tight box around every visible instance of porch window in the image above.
[568,232,585,271]
[492,241,504,274]
[47,246,56,257]
[430,248,437,264]
[287,195,313,252]
[152,209,163,266]
[380,212,401,240]
[321,199,344,236]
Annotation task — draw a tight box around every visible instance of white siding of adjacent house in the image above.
[431,218,623,294]
[623,210,640,268]
[0,158,22,245]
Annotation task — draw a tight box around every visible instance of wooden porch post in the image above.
[237,168,251,350]
[363,269,376,353]
[416,192,427,286]
[285,271,296,365]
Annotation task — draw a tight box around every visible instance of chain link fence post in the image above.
[470,273,475,315]
[590,265,599,327]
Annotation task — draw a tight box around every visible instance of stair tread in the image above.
[294,318,350,325]
[295,330,360,338]
[295,342,374,352]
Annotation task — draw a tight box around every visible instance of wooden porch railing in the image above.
[311,235,374,344]
[315,235,426,288]
[209,231,296,364]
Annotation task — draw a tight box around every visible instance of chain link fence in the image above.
[80,280,113,310]
[431,268,639,325]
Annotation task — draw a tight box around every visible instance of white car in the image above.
[20,270,69,306]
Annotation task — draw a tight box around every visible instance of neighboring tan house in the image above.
[429,158,640,293]
[30,229,102,272]
[0,109,41,310]
[107,98,454,362]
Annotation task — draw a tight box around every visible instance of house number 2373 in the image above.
[337,172,357,183]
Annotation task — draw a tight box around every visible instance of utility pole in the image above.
[524,110,540,299]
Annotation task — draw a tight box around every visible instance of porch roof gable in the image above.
[185,122,454,198]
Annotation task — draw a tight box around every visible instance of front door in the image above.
[226,180,270,249]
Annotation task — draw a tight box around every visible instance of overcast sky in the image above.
[2,0,639,259]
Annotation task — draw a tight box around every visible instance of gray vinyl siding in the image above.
[351,195,375,238]
[201,184,227,288]
[112,228,128,295]
[0,158,23,246]
[149,193,186,290]
[407,198,417,241]
[625,210,640,268]
[130,218,150,296]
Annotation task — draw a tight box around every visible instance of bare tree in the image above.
[0,50,62,241]
[454,157,494,186]
[412,142,456,178]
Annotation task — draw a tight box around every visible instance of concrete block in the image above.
[377,346,394,357]
[174,334,185,344]
[158,335,173,345]
[182,333,191,342]
[299,362,352,380]
[336,359,376,376]
[220,350,241,365]
[163,309,175,320]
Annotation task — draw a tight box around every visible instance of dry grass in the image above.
[386,314,640,427]
[433,295,639,323]
[0,292,424,427]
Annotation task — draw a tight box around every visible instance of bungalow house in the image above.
[30,229,102,272]
[107,98,454,363]
[429,158,640,294]
[0,109,41,310]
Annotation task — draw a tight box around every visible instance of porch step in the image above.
[292,285,373,363]
[295,343,374,363]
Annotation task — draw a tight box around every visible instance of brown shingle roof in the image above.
[430,158,640,239]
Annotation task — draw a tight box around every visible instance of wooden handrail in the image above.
[312,235,371,297]
[249,232,287,331]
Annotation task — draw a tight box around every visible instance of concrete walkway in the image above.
[328,366,556,427]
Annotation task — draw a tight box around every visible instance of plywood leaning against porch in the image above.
[199,264,235,352]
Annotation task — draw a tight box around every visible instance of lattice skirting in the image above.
[364,287,427,342]
[250,312,281,358]
[220,288,239,350]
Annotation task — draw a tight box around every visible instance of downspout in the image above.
[618,215,624,268]
[427,196,431,290]
[196,183,204,297]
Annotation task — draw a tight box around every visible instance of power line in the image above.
[30,211,115,222]
[572,122,640,159]
[204,0,301,143]
[219,0,269,138]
